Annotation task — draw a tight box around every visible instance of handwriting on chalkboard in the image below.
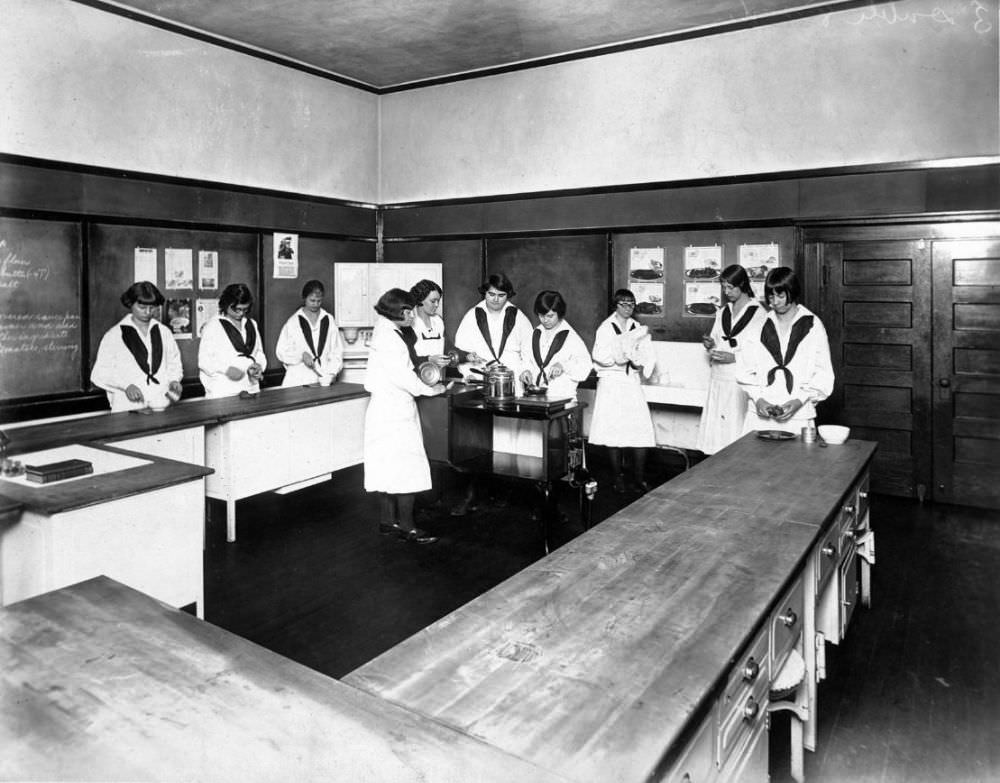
[0,313,82,359]
[0,239,53,288]
[827,1,993,34]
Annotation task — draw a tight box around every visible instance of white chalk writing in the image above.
[825,1,993,32]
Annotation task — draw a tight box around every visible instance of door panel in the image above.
[814,239,932,499]
[932,240,1000,508]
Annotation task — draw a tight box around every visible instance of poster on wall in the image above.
[273,232,299,279]
[683,245,722,282]
[195,298,217,339]
[166,297,193,340]
[198,250,218,290]
[739,243,780,300]
[628,248,665,316]
[684,283,721,316]
[164,248,193,290]
[134,247,157,284]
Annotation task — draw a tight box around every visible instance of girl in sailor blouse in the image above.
[198,283,267,398]
[91,281,183,411]
[696,265,767,454]
[738,267,835,433]
[518,290,592,401]
[276,279,344,387]
[589,289,657,494]
[454,272,533,381]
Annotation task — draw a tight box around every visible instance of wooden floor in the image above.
[203,453,1000,783]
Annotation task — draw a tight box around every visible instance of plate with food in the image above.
[756,429,797,441]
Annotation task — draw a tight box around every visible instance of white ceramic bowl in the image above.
[148,399,169,412]
[818,425,850,445]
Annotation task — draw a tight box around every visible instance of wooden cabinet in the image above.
[205,396,368,541]
[334,262,442,326]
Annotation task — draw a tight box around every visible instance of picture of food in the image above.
[684,266,720,280]
[630,267,663,280]
[635,301,662,315]
[685,302,718,316]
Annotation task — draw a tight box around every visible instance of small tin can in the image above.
[802,420,817,443]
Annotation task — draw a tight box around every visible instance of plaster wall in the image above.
[0,0,380,203]
[379,0,999,203]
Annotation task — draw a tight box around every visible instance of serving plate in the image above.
[757,429,797,441]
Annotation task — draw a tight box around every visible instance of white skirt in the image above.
[588,372,655,448]
[696,363,749,454]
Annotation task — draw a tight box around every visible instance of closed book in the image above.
[24,459,94,483]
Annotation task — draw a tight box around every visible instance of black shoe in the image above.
[631,480,652,494]
[378,521,401,535]
[450,502,478,517]
[398,527,438,544]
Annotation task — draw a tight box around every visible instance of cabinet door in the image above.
[284,405,336,478]
[334,263,372,326]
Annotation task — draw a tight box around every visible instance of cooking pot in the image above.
[485,364,515,408]
[417,361,445,386]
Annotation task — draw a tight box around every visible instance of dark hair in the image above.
[410,279,442,306]
[374,288,415,321]
[533,290,567,318]
[612,288,636,310]
[764,267,801,305]
[301,279,325,299]
[478,273,516,298]
[219,283,254,313]
[720,265,755,298]
[121,281,164,308]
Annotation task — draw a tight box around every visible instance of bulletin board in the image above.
[486,235,608,349]
[87,224,258,383]
[261,234,375,366]
[613,227,796,342]
[0,217,83,399]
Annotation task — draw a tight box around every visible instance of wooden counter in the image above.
[1,383,369,456]
[0,577,566,783]
[346,433,877,782]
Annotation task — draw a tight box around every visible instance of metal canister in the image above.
[802,419,817,443]
[485,364,515,408]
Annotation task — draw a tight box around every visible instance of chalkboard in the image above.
[614,227,796,342]
[486,235,607,349]
[0,217,83,399]
[261,234,375,373]
[87,224,258,383]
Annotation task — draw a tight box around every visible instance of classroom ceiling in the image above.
[97,0,862,90]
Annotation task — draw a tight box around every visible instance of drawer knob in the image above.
[844,504,856,515]
[859,490,869,500]
[822,543,837,559]
[743,696,759,721]
[780,608,798,627]
[742,657,760,682]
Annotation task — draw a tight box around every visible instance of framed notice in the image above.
[273,233,299,279]
[739,243,779,301]
[198,251,218,290]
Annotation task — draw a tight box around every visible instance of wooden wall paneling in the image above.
[87,224,258,386]
[383,240,484,345]
[812,237,933,500]
[613,226,796,342]
[261,235,375,382]
[931,239,1000,509]
[485,235,608,349]
[0,158,376,237]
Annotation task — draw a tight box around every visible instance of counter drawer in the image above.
[717,624,769,770]
[660,714,714,783]
[770,574,805,672]
[815,526,841,593]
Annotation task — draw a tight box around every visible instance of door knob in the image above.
[939,378,951,387]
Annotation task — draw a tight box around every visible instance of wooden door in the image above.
[811,237,933,500]
[931,239,1000,508]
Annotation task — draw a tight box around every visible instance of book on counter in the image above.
[24,458,94,484]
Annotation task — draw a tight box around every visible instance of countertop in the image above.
[0,576,566,783]
[346,433,877,782]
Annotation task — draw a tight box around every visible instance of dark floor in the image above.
[203,452,1000,783]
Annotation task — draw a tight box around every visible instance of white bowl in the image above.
[818,425,850,445]
[148,399,169,412]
